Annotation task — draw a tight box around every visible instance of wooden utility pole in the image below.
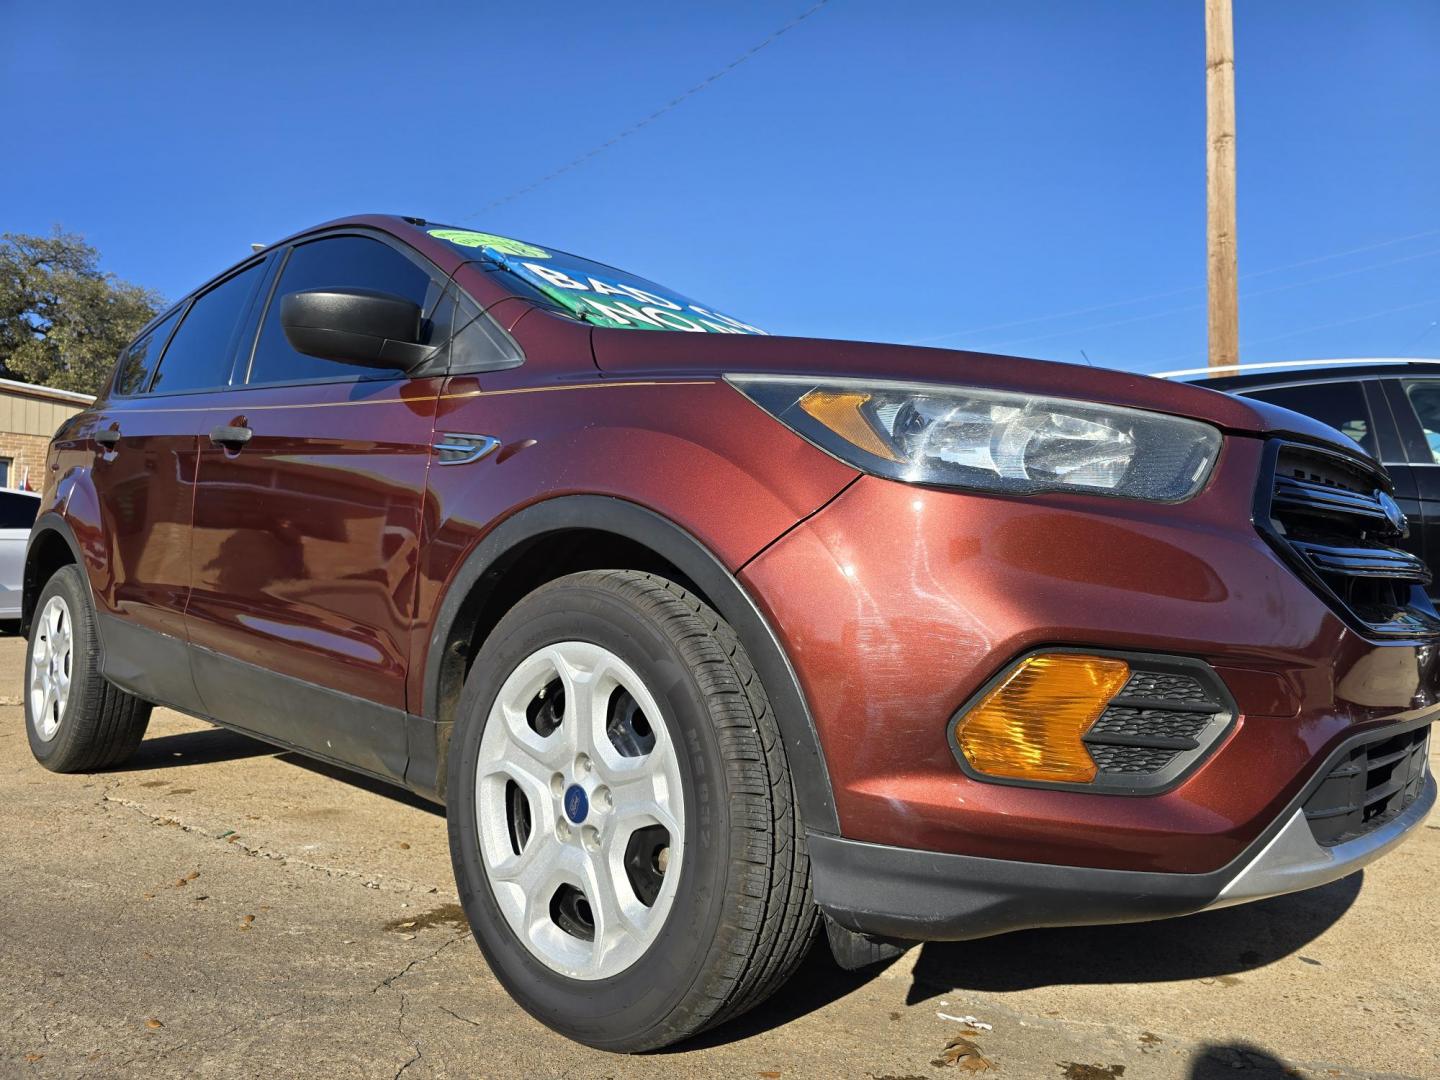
[1206,0,1238,372]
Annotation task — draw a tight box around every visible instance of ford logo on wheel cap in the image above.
[1376,489,1409,537]
[563,784,589,825]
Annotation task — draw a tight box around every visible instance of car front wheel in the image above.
[446,570,816,1051]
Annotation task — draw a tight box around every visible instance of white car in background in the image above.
[0,490,41,620]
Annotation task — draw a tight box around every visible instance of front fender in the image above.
[417,494,845,836]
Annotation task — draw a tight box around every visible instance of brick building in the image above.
[0,378,93,489]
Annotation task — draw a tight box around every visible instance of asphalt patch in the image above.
[383,902,470,934]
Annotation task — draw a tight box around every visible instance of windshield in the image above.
[425,227,765,335]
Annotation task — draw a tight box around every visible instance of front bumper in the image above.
[742,436,1440,875]
[813,724,1435,941]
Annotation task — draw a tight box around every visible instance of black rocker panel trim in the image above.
[189,644,410,786]
[95,613,413,791]
[95,612,207,717]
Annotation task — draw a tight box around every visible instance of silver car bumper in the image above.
[1210,766,1435,909]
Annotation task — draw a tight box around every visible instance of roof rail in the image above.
[1156,358,1440,379]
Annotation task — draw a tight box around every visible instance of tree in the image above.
[0,228,163,394]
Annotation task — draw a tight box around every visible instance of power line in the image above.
[906,225,1440,346]
[1404,320,1439,350]
[1149,296,1440,369]
[461,1,832,220]
[982,244,1440,351]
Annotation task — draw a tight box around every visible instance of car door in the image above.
[183,232,449,782]
[83,256,273,712]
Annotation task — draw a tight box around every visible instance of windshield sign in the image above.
[426,228,765,335]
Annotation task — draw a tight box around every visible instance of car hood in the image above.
[590,329,1373,458]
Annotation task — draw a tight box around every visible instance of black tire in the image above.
[446,570,817,1052]
[25,564,151,772]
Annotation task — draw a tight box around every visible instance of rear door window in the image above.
[246,236,436,386]
[1241,381,1376,456]
[150,261,268,395]
[114,308,182,396]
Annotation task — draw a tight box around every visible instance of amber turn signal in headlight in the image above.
[954,654,1131,783]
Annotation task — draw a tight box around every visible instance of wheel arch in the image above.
[417,495,839,835]
[22,513,86,637]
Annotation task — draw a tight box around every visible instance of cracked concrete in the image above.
[1,631,1438,1078]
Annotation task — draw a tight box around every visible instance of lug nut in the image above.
[556,821,572,842]
[592,786,612,811]
[550,773,565,797]
[574,753,592,774]
[581,825,600,852]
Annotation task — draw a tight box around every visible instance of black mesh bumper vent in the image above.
[1302,724,1431,847]
[1078,661,1235,791]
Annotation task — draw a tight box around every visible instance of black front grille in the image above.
[1302,724,1431,846]
[1259,442,1440,638]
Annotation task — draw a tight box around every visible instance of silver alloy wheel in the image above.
[30,595,74,742]
[476,641,685,980]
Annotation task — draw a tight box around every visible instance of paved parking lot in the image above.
[1,630,1437,1079]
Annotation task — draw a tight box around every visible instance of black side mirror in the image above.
[279,288,438,371]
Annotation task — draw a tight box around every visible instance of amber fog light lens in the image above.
[797,389,904,463]
[956,654,1131,783]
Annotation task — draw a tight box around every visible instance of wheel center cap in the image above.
[563,784,589,825]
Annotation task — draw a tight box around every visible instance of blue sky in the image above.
[2,1,1437,374]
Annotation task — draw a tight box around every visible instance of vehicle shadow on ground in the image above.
[110,726,281,771]
[103,725,444,816]
[682,872,1361,1050]
[906,871,1361,1000]
[278,752,445,817]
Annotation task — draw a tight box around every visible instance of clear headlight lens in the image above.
[729,375,1221,501]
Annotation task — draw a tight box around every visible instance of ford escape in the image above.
[21,215,1438,1051]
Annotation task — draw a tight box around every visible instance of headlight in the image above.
[728,375,1221,502]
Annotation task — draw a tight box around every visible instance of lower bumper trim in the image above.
[810,833,1218,942]
[813,766,1434,943]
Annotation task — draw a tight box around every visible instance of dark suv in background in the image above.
[1175,359,1440,587]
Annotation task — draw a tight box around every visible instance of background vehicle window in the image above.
[247,236,434,386]
[1242,382,1375,456]
[114,308,181,396]
[0,491,39,529]
[1402,381,1440,463]
[150,262,266,394]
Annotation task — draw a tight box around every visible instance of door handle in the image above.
[94,428,121,449]
[209,424,253,450]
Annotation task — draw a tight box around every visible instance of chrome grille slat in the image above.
[1271,475,1392,522]
[1258,442,1440,639]
[1288,540,1431,583]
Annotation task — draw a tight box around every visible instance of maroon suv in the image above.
[21,215,1438,1051]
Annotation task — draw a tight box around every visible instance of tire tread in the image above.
[573,570,817,1047]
